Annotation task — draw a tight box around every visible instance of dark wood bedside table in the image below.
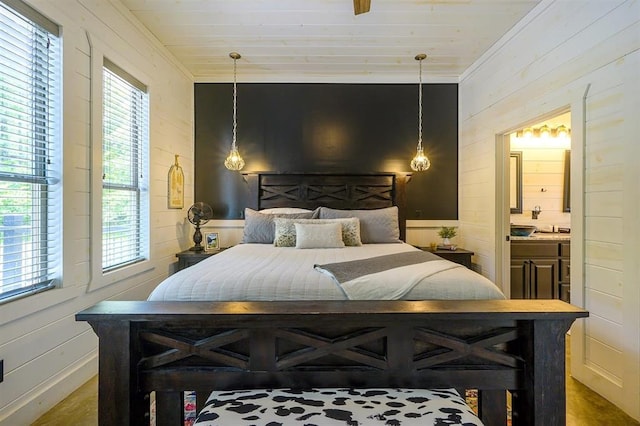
[175,248,226,271]
[417,247,474,269]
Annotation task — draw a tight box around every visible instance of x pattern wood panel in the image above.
[138,325,521,373]
[413,327,521,369]
[261,184,393,206]
[140,329,250,370]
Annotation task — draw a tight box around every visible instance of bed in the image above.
[76,172,588,425]
[149,244,505,302]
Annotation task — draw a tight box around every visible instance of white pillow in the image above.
[259,207,313,214]
[273,218,362,247]
[295,222,345,249]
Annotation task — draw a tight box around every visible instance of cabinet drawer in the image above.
[511,242,558,257]
[561,243,570,257]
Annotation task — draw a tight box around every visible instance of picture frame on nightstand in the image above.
[205,232,220,252]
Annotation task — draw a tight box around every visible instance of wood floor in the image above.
[32,341,639,426]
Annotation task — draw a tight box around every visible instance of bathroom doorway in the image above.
[495,110,572,298]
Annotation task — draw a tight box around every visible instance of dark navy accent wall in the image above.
[194,83,458,220]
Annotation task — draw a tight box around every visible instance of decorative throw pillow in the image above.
[241,208,316,244]
[295,222,345,249]
[318,206,401,244]
[273,218,362,247]
[333,217,362,246]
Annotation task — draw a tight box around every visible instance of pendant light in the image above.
[224,52,245,171]
[410,53,431,172]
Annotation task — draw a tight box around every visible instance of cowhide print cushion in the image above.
[194,388,484,426]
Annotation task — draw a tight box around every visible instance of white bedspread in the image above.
[148,243,505,301]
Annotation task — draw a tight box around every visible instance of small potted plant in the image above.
[438,226,457,246]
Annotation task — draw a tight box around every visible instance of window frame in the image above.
[0,0,62,304]
[88,43,152,291]
[101,59,149,272]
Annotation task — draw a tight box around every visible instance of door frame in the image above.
[495,133,511,296]
[494,107,575,300]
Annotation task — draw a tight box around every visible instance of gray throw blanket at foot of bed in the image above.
[314,251,461,300]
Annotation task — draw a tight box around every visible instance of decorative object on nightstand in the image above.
[187,202,213,251]
[437,226,457,246]
[205,232,220,252]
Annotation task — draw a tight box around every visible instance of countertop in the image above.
[511,233,571,241]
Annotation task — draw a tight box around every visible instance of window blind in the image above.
[102,61,149,271]
[0,0,60,302]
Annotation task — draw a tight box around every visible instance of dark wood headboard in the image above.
[243,172,410,241]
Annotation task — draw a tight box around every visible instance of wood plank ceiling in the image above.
[119,0,542,82]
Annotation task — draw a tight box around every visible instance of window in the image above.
[102,59,149,271]
[0,0,60,302]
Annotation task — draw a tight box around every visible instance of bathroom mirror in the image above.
[563,149,570,212]
[510,151,523,214]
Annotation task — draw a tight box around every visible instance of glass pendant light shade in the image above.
[224,146,245,170]
[411,146,431,171]
[410,53,431,172]
[225,52,245,171]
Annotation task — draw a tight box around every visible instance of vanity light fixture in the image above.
[539,124,551,138]
[410,53,431,172]
[556,124,570,138]
[224,52,245,171]
[515,125,571,139]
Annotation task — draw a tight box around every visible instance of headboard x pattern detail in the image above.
[261,182,394,206]
[243,172,410,240]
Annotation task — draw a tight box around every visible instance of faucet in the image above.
[532,205,541,220]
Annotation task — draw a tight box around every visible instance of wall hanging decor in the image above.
[168,154,184,209]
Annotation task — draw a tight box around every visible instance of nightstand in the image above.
[418,247,474,269]
[175,248,226,271]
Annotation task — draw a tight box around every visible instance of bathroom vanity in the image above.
[510,236,570,302]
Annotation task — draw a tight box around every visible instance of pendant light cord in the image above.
[418,57,423,151]
[232,57,237,150]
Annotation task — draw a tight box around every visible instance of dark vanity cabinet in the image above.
[510,240,570,302]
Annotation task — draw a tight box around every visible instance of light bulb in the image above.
[410,147,431,171]
[224,147,245,170]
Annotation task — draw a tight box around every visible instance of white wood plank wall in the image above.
[0,0,194,423]
[459,0,639,420]
[1,0,638,423]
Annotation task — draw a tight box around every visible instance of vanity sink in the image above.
[511,225,537,237]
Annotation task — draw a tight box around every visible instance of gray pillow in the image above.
[318,206,401,244]
[241,208,316,243]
